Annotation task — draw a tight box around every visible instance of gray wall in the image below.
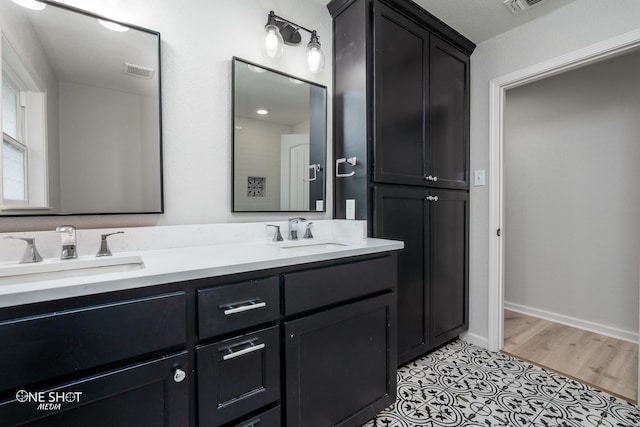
[468,0,640,345]
[504,51,640,335]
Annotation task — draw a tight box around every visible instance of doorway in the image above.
[487,29,640,402]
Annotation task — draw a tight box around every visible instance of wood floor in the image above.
[503,309,638,404]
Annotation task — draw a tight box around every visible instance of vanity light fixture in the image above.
[263,11,325,74]
[98,19,129,32]
[11,0,46,10]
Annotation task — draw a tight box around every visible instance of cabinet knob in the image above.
[173,368,186,383]
[425,195,439,202]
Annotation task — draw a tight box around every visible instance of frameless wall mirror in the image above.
[0,0,162,216]
[232,57,326,212]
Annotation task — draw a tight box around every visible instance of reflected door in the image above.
[280,135,310,211]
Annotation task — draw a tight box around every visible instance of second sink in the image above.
[0,255,145,286]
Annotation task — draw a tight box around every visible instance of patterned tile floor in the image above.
[363,340,640,427]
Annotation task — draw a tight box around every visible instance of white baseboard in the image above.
[504,301,639,344]
[460,331,489,349]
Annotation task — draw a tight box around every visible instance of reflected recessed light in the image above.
[235,125,243,130]
[98,19,130,32]
[289,77,304,85]
[247,64,267,73]
[11,0,46,10]
[256,108,269,115]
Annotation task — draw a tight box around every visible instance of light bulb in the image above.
[306,32,324,74]
[263,12,284,59]
[98,19,129,32]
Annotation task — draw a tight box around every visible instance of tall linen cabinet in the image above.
[328,0,475,365]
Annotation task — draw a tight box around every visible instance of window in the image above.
[1,34,48,210]
[2,77,28,203]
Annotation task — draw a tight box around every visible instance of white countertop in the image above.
[0,236,403,308]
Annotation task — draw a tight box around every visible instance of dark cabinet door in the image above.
[427,189,469,347]
[429,36,470,189]
[374,185,469,363]
[373,185,429,364]
[0,352,189,427]
[285,293,396,427]
[373,2,429,186]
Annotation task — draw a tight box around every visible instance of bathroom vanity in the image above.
[0,226,401,427]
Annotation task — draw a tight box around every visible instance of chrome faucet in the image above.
[287,217,306,240]
[303,222,314,239]
[266,225,284,242]
[4,236,43,263]
[96,231,124,257]
[56,225,77,259]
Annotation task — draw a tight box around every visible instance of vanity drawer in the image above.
[197,325,280,426]
[197,276,279,339]
[232,405,281,427]
[0,292,187,393]
[283,255,397,316]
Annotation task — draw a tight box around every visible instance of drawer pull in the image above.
[236,417,261,427]
[223,301,267,315]
[222,343,266,361]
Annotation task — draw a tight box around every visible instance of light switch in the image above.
[474,170,486,187]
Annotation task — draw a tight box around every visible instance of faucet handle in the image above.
[96,231,124,257]
[266,225,284,242]
[4,236,43,263]
[303,222,314,239]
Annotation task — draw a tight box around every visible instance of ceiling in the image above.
[3,1,158,97]
[234,60,314,127]
[317,0,576,43]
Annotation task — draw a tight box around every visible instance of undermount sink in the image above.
[277,241,349,252]
[0,255,145,286]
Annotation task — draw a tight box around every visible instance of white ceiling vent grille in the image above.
[503,0,545,15]
[123,62,155,79]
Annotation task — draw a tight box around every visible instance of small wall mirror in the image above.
[0,0,162,216]
[232,57,326,212]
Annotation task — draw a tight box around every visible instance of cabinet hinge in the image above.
[497,228,501,237]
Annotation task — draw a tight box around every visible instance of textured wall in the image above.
[1,0,332,231]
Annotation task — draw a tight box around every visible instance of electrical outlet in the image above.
[474,170,486,187]
[346,199,356,220]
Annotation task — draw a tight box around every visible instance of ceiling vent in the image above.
[503,0,545,15]
[123,62,155,79]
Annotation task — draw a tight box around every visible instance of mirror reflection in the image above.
[0,0,162,216]
[233,57,326,212]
